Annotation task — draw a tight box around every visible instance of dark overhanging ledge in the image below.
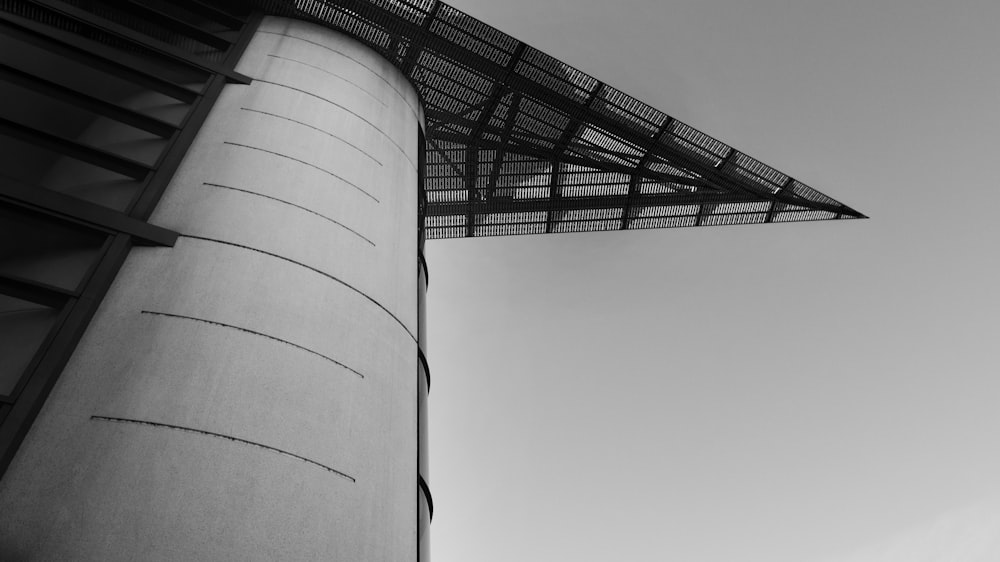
[0,13,200,104]
[0,1,261,482]
[0,183,179,247]
[21,0,253,85]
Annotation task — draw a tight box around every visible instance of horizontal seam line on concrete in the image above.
[203,182,376,246]
[240,107,382,166]
[177,235,418,344]
[265,54,387,107]
[250,79,416,170]
[91,416,355,482]
[140,310,366,379]
[241,107,384,167]
[256,30,421,119]
[222,141,379,203]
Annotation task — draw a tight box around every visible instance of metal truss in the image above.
[244,0,865,238]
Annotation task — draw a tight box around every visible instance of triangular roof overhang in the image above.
[246,0,865,238]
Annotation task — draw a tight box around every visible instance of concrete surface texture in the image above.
[0,17,424,561]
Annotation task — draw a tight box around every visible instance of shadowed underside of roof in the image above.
[254,0,867,238]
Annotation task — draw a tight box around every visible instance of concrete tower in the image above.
[0,1,860,560]
[0,14,429,561]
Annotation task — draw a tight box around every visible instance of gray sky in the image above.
[426,1,1000,561]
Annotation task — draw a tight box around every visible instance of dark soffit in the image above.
[243,0,865,238]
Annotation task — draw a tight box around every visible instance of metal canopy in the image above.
[248,0,865,238]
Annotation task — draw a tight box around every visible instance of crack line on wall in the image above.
[91,416,356,482]
[265,55,387,108]
[176,235,418,344]
[140,310,366,379]
[249,79,415,169]
[203,181,376,246]
[240,107,382,166]
[256,29,422,121]
[222,142,379,203]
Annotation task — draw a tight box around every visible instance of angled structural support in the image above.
[0,0,256,492]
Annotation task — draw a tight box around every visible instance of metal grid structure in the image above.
[246,0,864,239]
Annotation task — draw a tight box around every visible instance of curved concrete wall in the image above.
[0,17,423,561]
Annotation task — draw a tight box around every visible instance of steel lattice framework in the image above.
[246,0,864,239]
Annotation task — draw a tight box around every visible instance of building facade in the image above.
[0,1,860,560]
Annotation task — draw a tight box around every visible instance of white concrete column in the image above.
[0,17,423,561]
